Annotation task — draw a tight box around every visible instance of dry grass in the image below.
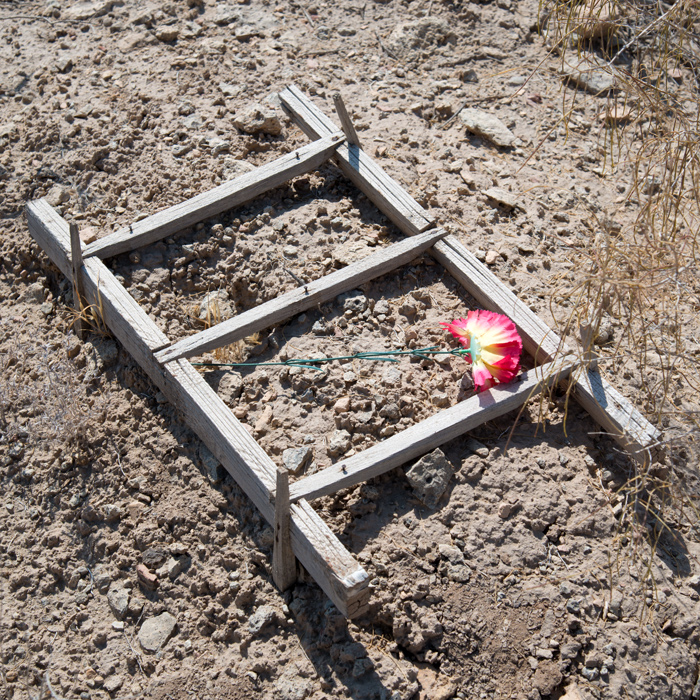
[0,334,97,447]
[188,291,260,364]
[537,0,700,589]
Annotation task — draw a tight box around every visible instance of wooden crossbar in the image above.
[432,237,660,463]
[83,132,345,260]
[155,227,448,364]
[278,88,660,466]
[26,199,370,618]
[290,356,577,503]
[279,85,435,235]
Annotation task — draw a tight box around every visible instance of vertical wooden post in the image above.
[333,93,362,148]
[579,321,599,371]
[69,222,85,339]
[273,466,297,591]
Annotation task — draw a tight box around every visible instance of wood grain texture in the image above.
[431,235,661,463]
[155,227,448,363]
[275,86,660,464]
[83,133,345,260]
[290,357,577,503]
[333,93,362,147]
[279,85,434,235]
[69,222,85,339]
[272,467,297,592]
[26,199,370,618]
[432,236,564,362]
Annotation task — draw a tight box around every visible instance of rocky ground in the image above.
[1,1,700,699]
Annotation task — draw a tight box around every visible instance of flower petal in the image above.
[441,319,471,348]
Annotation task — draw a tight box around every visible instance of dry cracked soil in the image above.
[1,1,700,700]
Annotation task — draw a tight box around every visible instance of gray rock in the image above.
[248,604,280,634]
[382,367,402,387]
[20,282,45,304]
[233,103,282,136]
[142,548,167,568]
[92,568,112,593]
[107,586,130,621]
[328,429,352,457]
[102,503,122,523]
[560,642,582,659]
[219,82,243,98]
[459,108,518,148]
[63,0,114,21]
[283,446,313,475]
[483,187,521,210]
[199,444,224,484]
[338,290,367,313]
[103,676,124,694]
[218,371,243,404]
[138,612,177,653]
[560,54,615,95]
[198,290,234,322]
[222,156,255,180]
[165,555,190,580]
[405,449,454,509]
[386,17,456,59]
[374,300,390,316]
[438,543,471,583]
[214,5,239,25]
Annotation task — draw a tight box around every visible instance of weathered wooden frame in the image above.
[26,86,660,619]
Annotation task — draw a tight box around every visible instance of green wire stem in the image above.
[191,345,471,372]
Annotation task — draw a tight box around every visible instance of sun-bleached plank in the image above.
[83,132,345,260]
[274,86,660,465]
[155,227,448,363]
[431,235,661,465]
[27,199,370,618]
[279,85,434,235]
[290,357,577,503]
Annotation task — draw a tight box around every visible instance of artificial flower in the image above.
[442,310,522,391]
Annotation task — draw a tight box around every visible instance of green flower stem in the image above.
[191,346,470,371]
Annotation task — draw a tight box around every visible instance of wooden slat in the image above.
[273,467,297,592]
[155,227,448,363]
[83,133,345,260]
[290,357,577,503]
[432,236,564,362]
[27,199,170,361]
[69,222,85,339]
[26,200,370,618]
[279,85,434,236]
[333,93,362,148]
[276,86,659,464]
[292,498,369,618]
[432,235,661,464]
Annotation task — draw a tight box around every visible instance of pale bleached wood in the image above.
[28,199,170,361]
[275,86,660,463]
[279,85,434,235]
[155,227,448,363]
[431,235,661,464]
[69,222,85,339]
[83,133,345,260]
[273,467,297,592]
[333,93,362,148]
[291,498,370,618]
[290,357,577,503]
[432,236,564,362]
[26,199,370,618]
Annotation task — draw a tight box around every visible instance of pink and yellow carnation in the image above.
[442,310,522,391]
